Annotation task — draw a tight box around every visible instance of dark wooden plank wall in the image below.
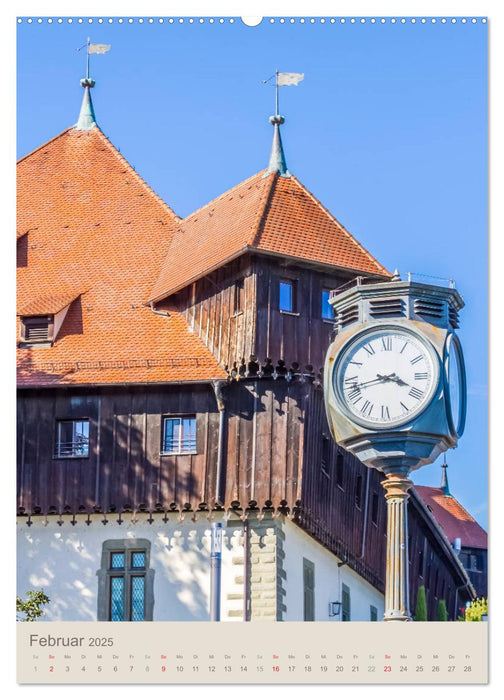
[253,257,351,371]
[298,385,387,591]
[18,381,470,616]
[176,254,353,373]
[17,380,306,516]
[299,385,472,614]
[177,257,256,370]
[17,386,219,514]
[408,493,472,620]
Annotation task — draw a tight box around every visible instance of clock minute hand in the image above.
[356,373,395,388]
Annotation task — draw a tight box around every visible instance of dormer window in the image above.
[17,291,82,347]
[20,315,54,346]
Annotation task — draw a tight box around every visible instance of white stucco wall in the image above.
[281,519,384,621]
[17,513,244,622]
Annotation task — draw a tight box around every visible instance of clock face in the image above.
[444,333,466,438]
[334,326,439,429]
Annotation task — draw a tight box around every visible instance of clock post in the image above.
[324,273,466,621]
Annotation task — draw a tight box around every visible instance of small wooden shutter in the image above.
[303,558,315,621]
[342,583,351,621]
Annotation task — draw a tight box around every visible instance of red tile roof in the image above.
[18,290,83,316]
[150,171,391,302]
[414,486,487,549]
[17,126,225,387]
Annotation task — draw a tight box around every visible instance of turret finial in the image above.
[75,77,97,130]
[74,38,110,131]
[262,70,304,178]
[264,113,290,177]
[441,462,452,497]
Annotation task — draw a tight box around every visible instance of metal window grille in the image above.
[55,420,89,457]
[162,416,196,454]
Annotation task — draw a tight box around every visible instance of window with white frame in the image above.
[321,289,334,320]
[161,416,197,454]
[54,419,89,458]
[279,279,296,312]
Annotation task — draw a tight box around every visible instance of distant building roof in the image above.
[414,485,487,550]
[150,170,391,302]
[17,125,225,387]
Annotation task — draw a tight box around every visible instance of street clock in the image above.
[323,274,466,621]
[324,276,466,473]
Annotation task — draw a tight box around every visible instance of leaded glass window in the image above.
[98,540,153,622]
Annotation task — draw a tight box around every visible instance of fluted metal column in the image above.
[382,473,413,621]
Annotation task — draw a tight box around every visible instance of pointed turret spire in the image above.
[265,114,290,177]
[76,77,97,130]
[74,38,110,131]
[441,462,452,497]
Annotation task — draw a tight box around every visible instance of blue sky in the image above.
[16,16,488,528]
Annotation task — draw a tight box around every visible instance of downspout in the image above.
[94,395,102,505]
[149,301,170,318]
[243,518,250,621]
[357,469,371,559]
[212,380,227,506]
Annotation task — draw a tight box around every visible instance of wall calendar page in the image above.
[14,5,489,691]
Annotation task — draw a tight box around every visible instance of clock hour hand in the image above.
[385,373,410,387]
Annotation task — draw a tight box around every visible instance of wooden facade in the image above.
[174,253,355,374]
[17,251,473,620]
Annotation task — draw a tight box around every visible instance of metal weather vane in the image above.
[76,38,111,80]
[263,69,304,116]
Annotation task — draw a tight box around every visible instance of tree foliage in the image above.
[437,599,448,621]
[16,590,50,622]
[464,597,488,621]
[414,585,427,621]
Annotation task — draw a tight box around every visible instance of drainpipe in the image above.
[210,522,222,621]
[243,518,250,621]
[94,396,102,505]
[212,380,227,506]
[357,469,371,560]
[149,301,170,318]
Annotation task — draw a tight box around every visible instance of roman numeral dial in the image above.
[334,327,438,429]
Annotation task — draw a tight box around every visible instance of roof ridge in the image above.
[248,172,278,247]
[17,127,74,164]
[289,174,391,277]
[181,170,267,224]
[92,128,181,222]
